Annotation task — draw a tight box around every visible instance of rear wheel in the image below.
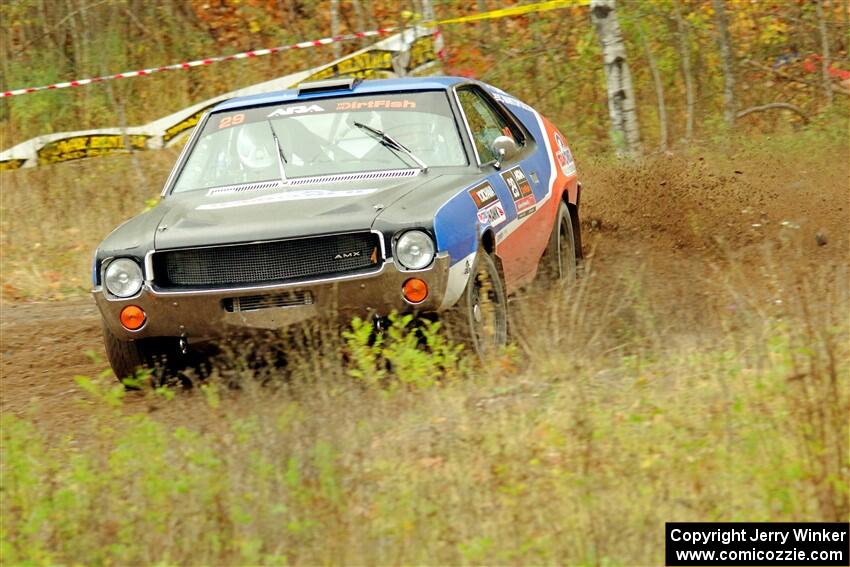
[101,323,178,386]
[445,251,508,357]
[541,201,577,283]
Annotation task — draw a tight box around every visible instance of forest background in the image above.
[2,0,848,156]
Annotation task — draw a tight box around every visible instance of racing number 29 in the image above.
[218,113,245,129]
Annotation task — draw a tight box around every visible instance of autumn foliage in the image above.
[1,0,847,154]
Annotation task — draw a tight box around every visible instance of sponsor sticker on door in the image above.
[468,181,498,209]
[468,181,506,228]
[554,132,576,176]
[501,166,536,216]
[477,201,507,227]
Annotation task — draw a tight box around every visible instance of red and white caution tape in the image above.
[1,28,397,98]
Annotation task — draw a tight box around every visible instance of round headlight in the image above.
[395,230,435,270]
[104,258,144,298]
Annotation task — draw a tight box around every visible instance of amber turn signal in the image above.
[120,305,146,330]
[402,278,429,304]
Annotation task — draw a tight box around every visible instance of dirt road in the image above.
[1,300,105,425]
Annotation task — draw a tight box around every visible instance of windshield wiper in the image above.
[353,122,428,173]
[267,120,289,185]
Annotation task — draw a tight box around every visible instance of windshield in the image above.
[171,91,466,193]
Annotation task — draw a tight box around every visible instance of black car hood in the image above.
[152,174,437,249]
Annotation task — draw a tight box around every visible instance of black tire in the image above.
[445,251,508,358]
[541,201,577,283]
[101,322,176,386]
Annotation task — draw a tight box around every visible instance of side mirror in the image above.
[491,135,518,169]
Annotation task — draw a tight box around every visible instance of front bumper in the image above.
[94,254,451,341]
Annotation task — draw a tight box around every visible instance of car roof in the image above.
[213,76,470,112]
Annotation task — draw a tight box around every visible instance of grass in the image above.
[2,241,847,565]
[0,149,177,301]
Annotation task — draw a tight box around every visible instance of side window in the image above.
[457,88,522,164]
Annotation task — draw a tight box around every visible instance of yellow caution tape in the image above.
[428,0,589,27]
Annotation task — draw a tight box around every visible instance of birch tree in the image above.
[712,0,736,127]
[590,0,642,157]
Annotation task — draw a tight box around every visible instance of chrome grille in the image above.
[153,232,381,289]
[223,291,313,312]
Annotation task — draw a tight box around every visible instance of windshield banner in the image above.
[0,27,441,171]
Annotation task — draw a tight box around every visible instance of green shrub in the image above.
[343,312,466,390]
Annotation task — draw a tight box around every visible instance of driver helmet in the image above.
[236,123,275,170]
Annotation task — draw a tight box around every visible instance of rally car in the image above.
[93,76,582,380]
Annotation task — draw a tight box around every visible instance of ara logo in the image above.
[334,251,361,260]
[267,104,324,117]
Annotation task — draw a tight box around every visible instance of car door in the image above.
[455,86,549,287]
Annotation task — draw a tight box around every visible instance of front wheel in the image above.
[101,322,178,386]
[445,251,508,357]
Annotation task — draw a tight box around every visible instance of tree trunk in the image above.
[815,0,834,105]
[712,0,736,127]
[673,0,695,140]
[102,2,147,189]
[590,0,642,157]
[640,28,668,152]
